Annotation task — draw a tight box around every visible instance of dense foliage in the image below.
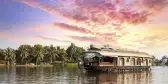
[1,43,166,66]
[0,43,85,65]
[66,43,85,63]
[153,56,168,66]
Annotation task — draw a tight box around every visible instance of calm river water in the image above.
[0,66,167,84]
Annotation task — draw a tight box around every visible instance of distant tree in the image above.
[165,60,168,66]
[90,44,94,49]
[0,49,4,60]
[57,47,67,62]
[3,47,16,65]
[162,56,167,59]
[32,44,44,65]
[161,56,167,66]
[76,47,85,57]
[44,45,58,64]
[0,43,86,64]
[44,46,50,63]
[15,49,20,64]
[66,43,85,63]
[18,45,32,64]
[152,56,168,66]
[152,56,161,66]
[103,44,110,48]
[88,44,100,50]
[66,43,76,62]
[155,59,161,66]
[0,49,4,64]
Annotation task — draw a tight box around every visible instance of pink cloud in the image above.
[0,32,9,39]
[0,32,8,36]
[142,0,168,11]
[54,23,93,34]
[36,36,71,43]
[18,0,168,28]
[27,24,56,32]
[18,0,163,25]
[17,0,168,54]
[0,31,32,45]
[96,32,117,37]
[17,0,168,36]
[69,36,103,44]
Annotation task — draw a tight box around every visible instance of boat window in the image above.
[131,58,135,65]
[104,56,113,63]
[149,60,151,63]
[137,58,141,65]
[127,58,129,62]
[142,59,144,62]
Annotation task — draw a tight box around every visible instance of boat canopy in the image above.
[82,52,103,58]
[83,50,153,58]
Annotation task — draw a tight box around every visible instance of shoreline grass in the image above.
[0,63,79,68]
[0,63,54,67]
[0,63,78,67]
[65,63,78,68]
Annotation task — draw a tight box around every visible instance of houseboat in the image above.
[78,45,153,72]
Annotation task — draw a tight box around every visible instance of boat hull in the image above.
[82,65,151,72]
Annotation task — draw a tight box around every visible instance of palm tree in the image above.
[0,49,4,64]
[49,45,58,63]
[44,45,58,64]
[66,43,76,62]
[57,47,67,61]
[3,47,16,65]
[74,46,85,62]
[0,48,4,60]
[44,46,50,63]
[18,45,32,64]
[56,48,67,65]
[66,43,85,63]
[161,56,167,65]
[33,44,44,65]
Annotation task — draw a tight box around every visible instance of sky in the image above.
[0,0,168,58]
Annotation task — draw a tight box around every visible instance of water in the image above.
[0,66,167,84]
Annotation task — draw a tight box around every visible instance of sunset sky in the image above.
[0,0,168,58]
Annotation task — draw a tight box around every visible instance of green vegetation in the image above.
[153,56,168,66]
[0,43,85,66]
[65,63,78,68]
[1,43,165,67]
[3,47,16,65]
[66,43,85,63]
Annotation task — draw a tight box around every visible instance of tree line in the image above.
[153,56,168,66]
[0,43,85,66]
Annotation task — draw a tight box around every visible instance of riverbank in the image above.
[65,63,78,68]
[16,64,53,67]
[0,63,78,67]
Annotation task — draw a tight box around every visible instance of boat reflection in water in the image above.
[81,71,152,84]
[0,67,152,84]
